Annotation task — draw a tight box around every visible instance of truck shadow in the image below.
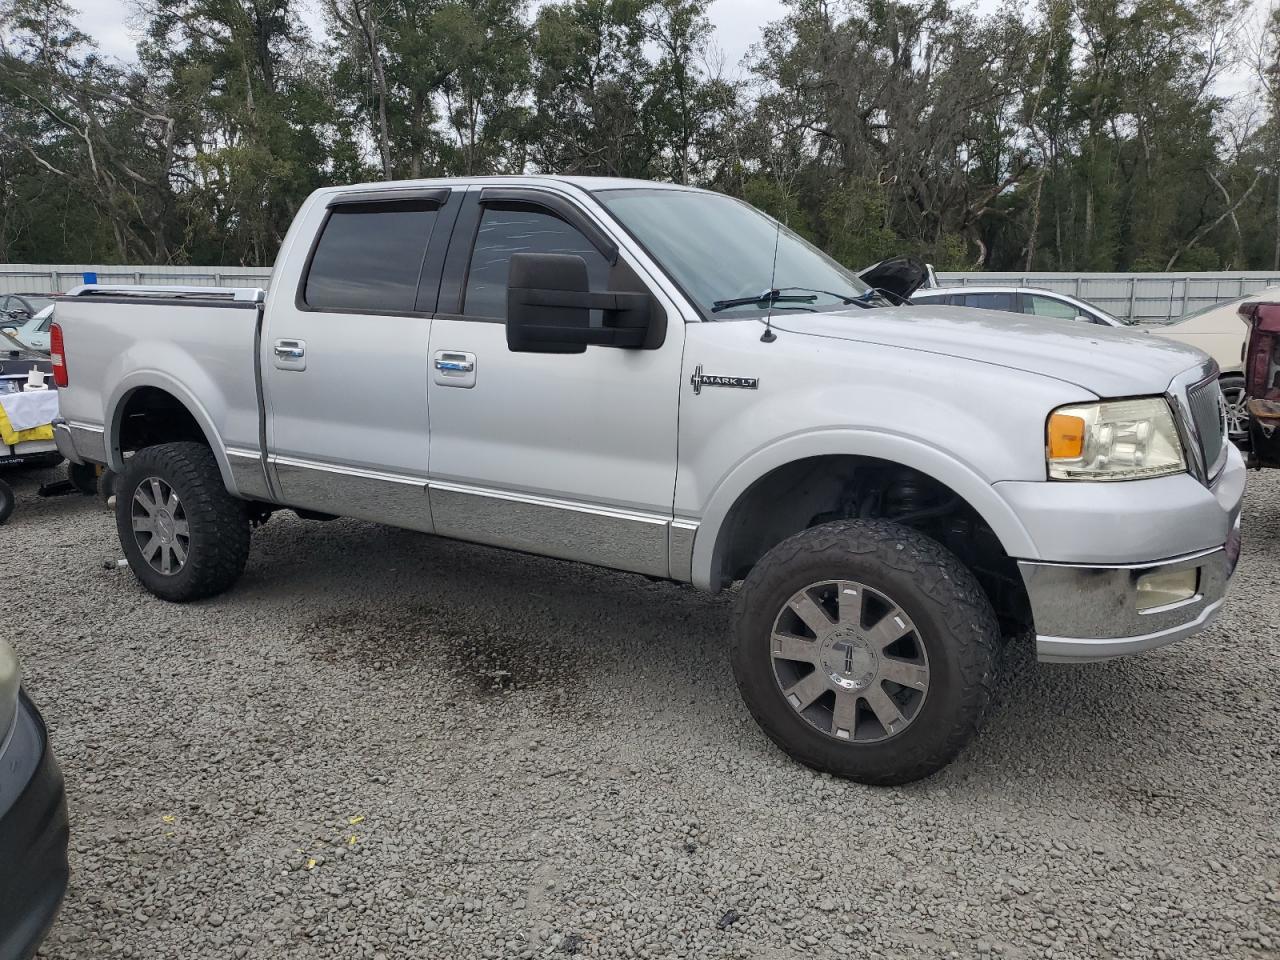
[242,515,1267,802]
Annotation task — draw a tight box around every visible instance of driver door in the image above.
[425,186,686,577]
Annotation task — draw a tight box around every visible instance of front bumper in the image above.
[1015,443,1244,663]
[0,692,69,960]
[1020,525,1239,662]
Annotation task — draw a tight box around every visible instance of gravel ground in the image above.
[5,464,1279,960]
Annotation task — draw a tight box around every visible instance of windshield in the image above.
[595,188,870,318]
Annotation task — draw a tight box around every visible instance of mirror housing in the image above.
[506,253,653,354]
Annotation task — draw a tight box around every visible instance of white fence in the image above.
[4,263,1280,323]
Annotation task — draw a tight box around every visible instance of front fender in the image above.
[689,429,1038,590]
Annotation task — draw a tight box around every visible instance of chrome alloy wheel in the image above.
[131,477,190,575]
[770,580,930,743]
[1222,384,1247,440]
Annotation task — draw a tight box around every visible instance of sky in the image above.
[71,0,792,69]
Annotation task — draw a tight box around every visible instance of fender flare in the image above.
[105,372,238,494]
[690,429,1038,589]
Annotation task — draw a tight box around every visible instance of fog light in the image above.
[1136,568,1199,611]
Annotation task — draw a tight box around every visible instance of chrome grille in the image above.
[1186,377,1227,478]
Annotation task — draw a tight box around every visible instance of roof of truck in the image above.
[316,175,704,197]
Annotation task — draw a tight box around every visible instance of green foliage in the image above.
[0,0,1274,271]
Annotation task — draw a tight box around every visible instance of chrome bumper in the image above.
[51,420,82,464]
[1021,519,1240,662]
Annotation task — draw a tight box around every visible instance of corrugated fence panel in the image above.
[0,263,274,296]
[936,272,1280,322]
[5,264,1280,322]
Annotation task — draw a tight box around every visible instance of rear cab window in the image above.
[303,198,442,313]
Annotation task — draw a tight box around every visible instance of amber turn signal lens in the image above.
[1047,413,1086,460]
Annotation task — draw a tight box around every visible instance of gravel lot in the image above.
[5,465,1279,960]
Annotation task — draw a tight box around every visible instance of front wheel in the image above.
[731,519,999,786]
[115,442,250,602]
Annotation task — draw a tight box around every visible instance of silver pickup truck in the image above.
[51,176,1245,784]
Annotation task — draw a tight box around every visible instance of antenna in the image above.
[761,217,781,343]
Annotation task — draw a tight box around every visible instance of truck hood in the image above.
[770,305,1207,397]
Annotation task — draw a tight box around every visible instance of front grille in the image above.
[1186,377,1227,477]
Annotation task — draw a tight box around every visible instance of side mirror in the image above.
[506,252,652,354]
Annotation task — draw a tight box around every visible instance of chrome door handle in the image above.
[432,350,477,388]
[274,340,305,360]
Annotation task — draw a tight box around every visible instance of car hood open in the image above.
[770,304,1209,398]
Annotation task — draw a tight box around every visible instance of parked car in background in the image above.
[1,305,54,352]
[910,285,1130,327]
[1240,299,1280,467]
[52,176,1243,786]
[1153,287,1280,441]
[0,637,69,960]
[0,294,55,326]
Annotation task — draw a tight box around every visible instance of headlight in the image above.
[1047,397,1186,481]
[0,638,19,746]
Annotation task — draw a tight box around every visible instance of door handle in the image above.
[432,350,477,388]
[273,338,307,371]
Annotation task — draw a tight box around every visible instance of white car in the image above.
[910,284,1131,327]
[1,304,54,352]
[1153,287,1280,438]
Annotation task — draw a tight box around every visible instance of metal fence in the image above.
[4,263,1280,323]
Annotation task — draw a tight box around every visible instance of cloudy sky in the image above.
[71,0,790,69]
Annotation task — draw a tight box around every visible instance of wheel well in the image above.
[713,455,1030,634]
[116,387,210,455]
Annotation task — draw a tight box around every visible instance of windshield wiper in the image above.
[711,288,818,313]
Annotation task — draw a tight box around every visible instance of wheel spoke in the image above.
[835,582,863,626]
[864,607,912,650]
[863,683,906,734]
[141,537,161,563]
[878,658,929,691]
[149,478,165,510]
[165,490,180,513]
[782,670,830,711]
[771,632,820,664]
[132,515,157,534]
[133,485,157,514]
[170,540,187,566]
[831,691,858,740]
[788,591,835,638]
[172,518,190,537]
[160,544,175,575]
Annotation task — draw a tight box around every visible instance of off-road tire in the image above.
[0,479,13,525]
[115,442,250,602]
[731,519,1000,786]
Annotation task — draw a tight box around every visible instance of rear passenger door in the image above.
[261,187,460,530]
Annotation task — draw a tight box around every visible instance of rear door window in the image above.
[304,199,441,313]
[1024,293,1088,321]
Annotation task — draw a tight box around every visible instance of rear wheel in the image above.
[732,519,999,785]
[115,442,250,602]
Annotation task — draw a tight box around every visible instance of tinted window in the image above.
[962,292,1016,312]
[304,200,439,313]
[463,205,611,320]
[1024,294,1086,321]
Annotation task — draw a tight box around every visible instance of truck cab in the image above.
[51,176,1245,785]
